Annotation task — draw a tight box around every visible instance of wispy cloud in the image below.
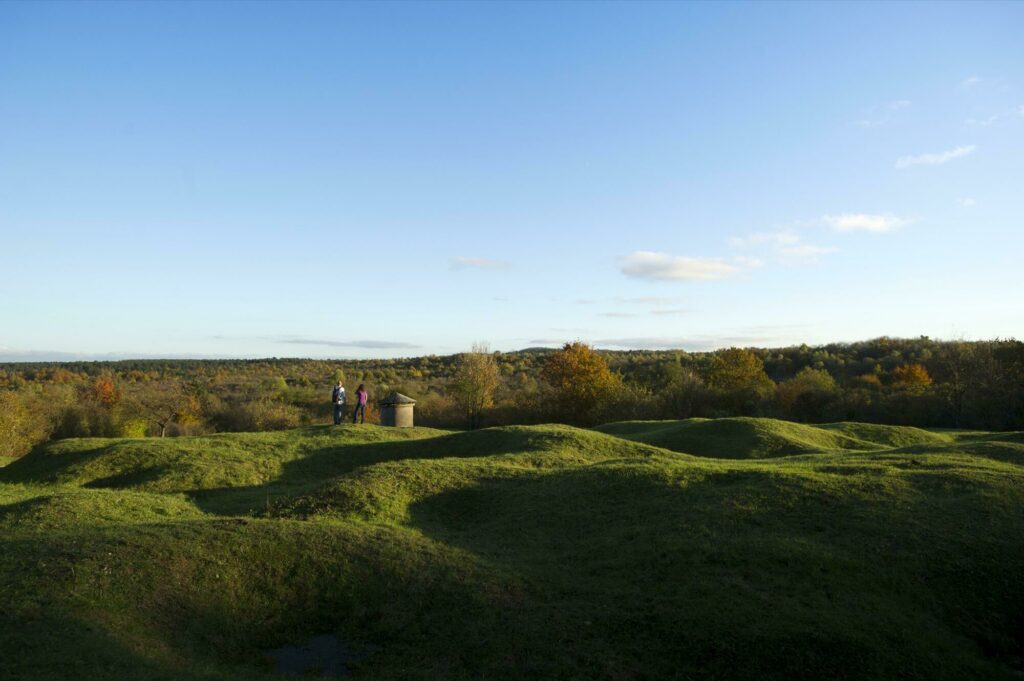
[592,337,698,350]
[612,296,679,305]
[961,76,981,88]
[620,252,755,281]
[823,213,909,233]
[728,227,837,264]
[854,99,911,127]
[895,144,976,169]
[593,332,798,351]
[530,326,809,352]
[449,256,511,270]
[779,244,839,258]
[957,197,976,208]
[0,349,239,362]
[279,338,420,349]
[599,308,691,319]
[728,230,799,248]
[965,115,999,127]
[732,256,765,269]
[575,296,685,307]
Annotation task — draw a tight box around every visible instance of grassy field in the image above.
[1,417,1022,680]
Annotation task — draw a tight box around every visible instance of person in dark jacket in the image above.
[331,381,346,425]
[352,384,368,424]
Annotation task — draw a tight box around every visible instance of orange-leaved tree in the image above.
[541,342,620,424]
[891,364,933,391]
[89,376,121,408]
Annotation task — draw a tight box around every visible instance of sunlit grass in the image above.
[1,420,1022,680]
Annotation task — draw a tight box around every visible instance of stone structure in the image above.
[378,391,416,427]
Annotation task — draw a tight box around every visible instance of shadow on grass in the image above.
[0,609,283,681]
[399,462,1024,681]
[0,441,119,484]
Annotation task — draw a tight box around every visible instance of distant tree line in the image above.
[1,336,1022,458]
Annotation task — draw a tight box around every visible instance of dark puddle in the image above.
[266,634,350,677]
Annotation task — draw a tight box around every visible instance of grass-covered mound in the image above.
[593,416,883,457]
[1,420,1023,680]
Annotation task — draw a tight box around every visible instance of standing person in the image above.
[331,380,346,425]
[352,383,368,424]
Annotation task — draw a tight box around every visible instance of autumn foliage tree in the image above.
[449,343,501,429]
[541,342,620,424]
[891,364,933,391]
[0,392,27,457]
[125,381,201,437]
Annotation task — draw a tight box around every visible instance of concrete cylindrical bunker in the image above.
[378,391,416,427]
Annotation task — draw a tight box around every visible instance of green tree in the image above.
[936,342,976,426]
[124,381,200,437]
[260,376,289,395]
[708,348,774,415]
[0,391,27,457]
[660,368,707,419]
[449,343,501,429]
[775,367,838,421]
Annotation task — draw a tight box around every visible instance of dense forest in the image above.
[1,336,1022,458]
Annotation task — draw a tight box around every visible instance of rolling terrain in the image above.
[1,418,1022,680]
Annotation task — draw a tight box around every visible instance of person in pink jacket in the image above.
[352,384,368,424]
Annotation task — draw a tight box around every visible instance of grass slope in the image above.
[593,416,867,457]
[1,420,1022,680]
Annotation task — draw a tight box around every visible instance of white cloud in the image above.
[620,251,745,281]
[1018,104,1024,117]
[650,308,691,316]
[732,255,765,269]
[728,230,799,248]
[895,144,976,169]
[888,99,911,110]
[957,197,976,208]
[598,312,639,318]
[728,228,837,264]
[449,256,511,270]
[823,213,909,233]
[961,76,981,88]
[779,244,839,258]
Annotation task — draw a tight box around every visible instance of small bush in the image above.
[118,419,149,438]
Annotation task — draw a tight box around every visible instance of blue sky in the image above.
[1,1,1022,360]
